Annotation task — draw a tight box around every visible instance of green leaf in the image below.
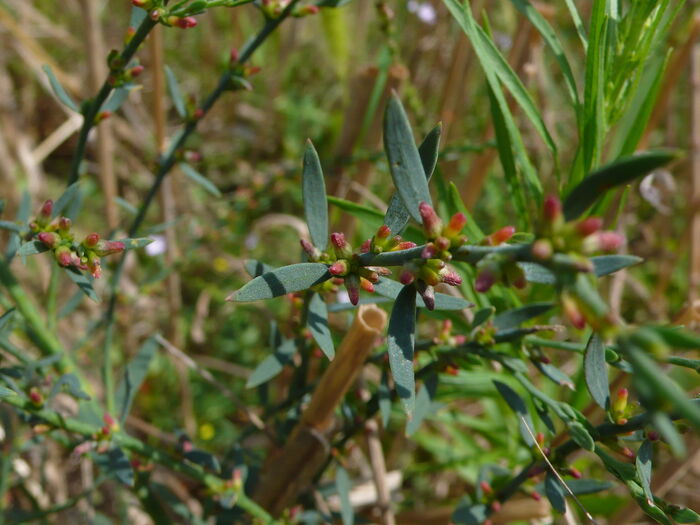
[65,267,100,303]
[52,182,82,219]
[18,241,49,257]
[184,450,220,473]
[636,440,653,505]
[101,87,131,113]
[94,447,134,486]
[246,337,296,388]
[308,293,334,360]
[374,277,471,311]
[0,308,15,337]
[445,182,484,241]
[379,368,392,428]
[115,337,158,423]
[383,93,432,223]
[563,150,679,220]
[114,197,138,216]
[335,466,354,525]
[229,263,331,302]
[387,285,417,416]
[493,303,553,331]
[565,479,614,495]
[0,220,21,232]
[568,421,595,451]
[406,374,439,436]
[471,307,494,329]
[179,163,221,197]
[452,503,488,525]
[520,254,642,284]
[668,506,700,524]
[544,472,566,513]
[302,140,328,250]
[114,237,154,250]
[493,380,535,446]
[584,333,609,409]
[443,0,557,156]
[384,124,442,234]
[648,325,700,349]
[165,65,186,118]
[42,65,79,112]
[0,386,18,398]
[327,195,385,231]
[49,373,90,401]
[244,259,274,278]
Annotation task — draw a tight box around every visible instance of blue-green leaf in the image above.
[493,380,535,446]
[52,182,81,219]
[336,466,354,525]
[636,440,653,505]
[228,263,331,302]
[115,337,158,423]
[0,221,21,232]
[94,447,134,486]
[42,65,79,112]
[379,368,392,428]
[387,285,417,416]
[65,267,100,303]
[246,337,296,388]
[49,373,90,401]
[568,421,595,451]
[165,65,186,118]
[452,503,488,524]
[184,449,220,473]
[0,308,15,337]
[493,303,553,331]
[179,163,221,197]
[115,237,154,250]
[564,150,679,221]
[302,140,328,251]
[545,471,566,513]
[406,374,439,436]
[244,259,274,278]
[652,412,685,457]
[384,124,442,234]
[383,93,432,223]
[101,88,131,113]
[308,293,334,360]
[521,255,642,284]
[584,333,609,409]
[18,241,49,257]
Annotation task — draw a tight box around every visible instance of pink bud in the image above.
[531,239,553,260]
[329,261,349,276]
[479,481,493,495]
[417,283,435,311]
[85,233,100,247]
[129,65,144,78]
[395,241,417,250]
[40,200,53,218]
[376,224,392,239]
[330,232,352,259]
[175,16,197,28]
[37,232,59,248]
[434,236,450,251]
[360,277,374,293]
[29,387,43,405]
[344,274,360,305]
[359,238,371,253]
[443,212,467,238]
[543,195,562,222]
[597,231,624,252]
[230,48,240,64]
[103,413,116,427]
[56,247,74,267]
[94,240,125,256]
[418,202,443,239]
[439,268,462,286]
[399,269,415,285]
[531,491,542,501]
[489,226,515,245]
[302,5,320,15]
[576,217,602,237]
[561,294,585,329]
[300,239,321,261]
[58,217,72,232]
[421,243,437,259]
[88,258,102,279]
[474,269,496,293]
[568,467,582,479]
[132,0,147,6]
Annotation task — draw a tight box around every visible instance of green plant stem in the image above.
[0,394,275,523]
[67,16,158,185]
[46,265,59,333]
[99,2,300,429]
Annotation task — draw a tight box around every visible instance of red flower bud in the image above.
[329,260,349,276]
[376,224,392,239]
[330,232,353,259]
[419,202,442,239]
[613,388,628,414]
[37,232,60,248]
[29,387,43,406]
[488,225,515,245]
[344,274,360,305]
[359,238,371,253]
[40,200,53,218]
[174,16,197,28]
[129,65,144,78]
[443,212,467,238]
[561,294,585,330]
[416,281,435,310]
[55,247,75,267]
[230,48,240,64]
[399,269,415,285]
[434,236,450,251]
[395,241,417,250]
[531,491,542,501]
[85,233,100,247]
[439,267,462,286]
[94,240,125,256]
[421,243,437,259]
[479,481,493,495]
[568,467,582,479]
[474,269,496,293]
[360,277,374,293]
[543,195,562,222]
[531,239,553,260]
[597,231,624,252]
[58,217,72,232]
[300,239,321,261]
[576,217,602,237]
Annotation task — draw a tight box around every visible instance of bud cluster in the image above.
[29,200,125,278]
[433,319,466,347]
[396,203,466,310]
[473,253,526,294]
[106,49,145,90]
[131,0,199,29]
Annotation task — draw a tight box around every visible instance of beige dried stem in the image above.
[252,304,388,516]
[79,0,118,230]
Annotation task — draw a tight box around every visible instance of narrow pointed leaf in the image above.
[165,65,186,118]
[179,163,221,197]
[493,303,553,331]
[521,254,642,284]
[336,466,354,525]
[584,333,609,409]
[244,259,274,278]
[115,337,158,423]
[379,368,392,428]
[652,412,685,457]
[563,150,679,220]
[42,65,79,112]
[101,87,131,113]
[0,308,15,337]
[493,380,534,446]
[452,503,488,525]
[0,221,21,232]
[308,293,334,359]
[544,472,566,513]
[228,263,331,302]
[184,450,221,473]
[65,267,100,303]
[374,277,471,310]
[52,182,81,219]
[406,374,439,435]
[636,440,653,505]
[384,123,442,233]
[94,447,134,486]
[384,93,432,223]
[568,421,595,451]
[114,237,154,250]
[246,337,296,388]
[387,285,417,416]
[18,241,49,257]
[49,373,90,401]
[302,140,328,250]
